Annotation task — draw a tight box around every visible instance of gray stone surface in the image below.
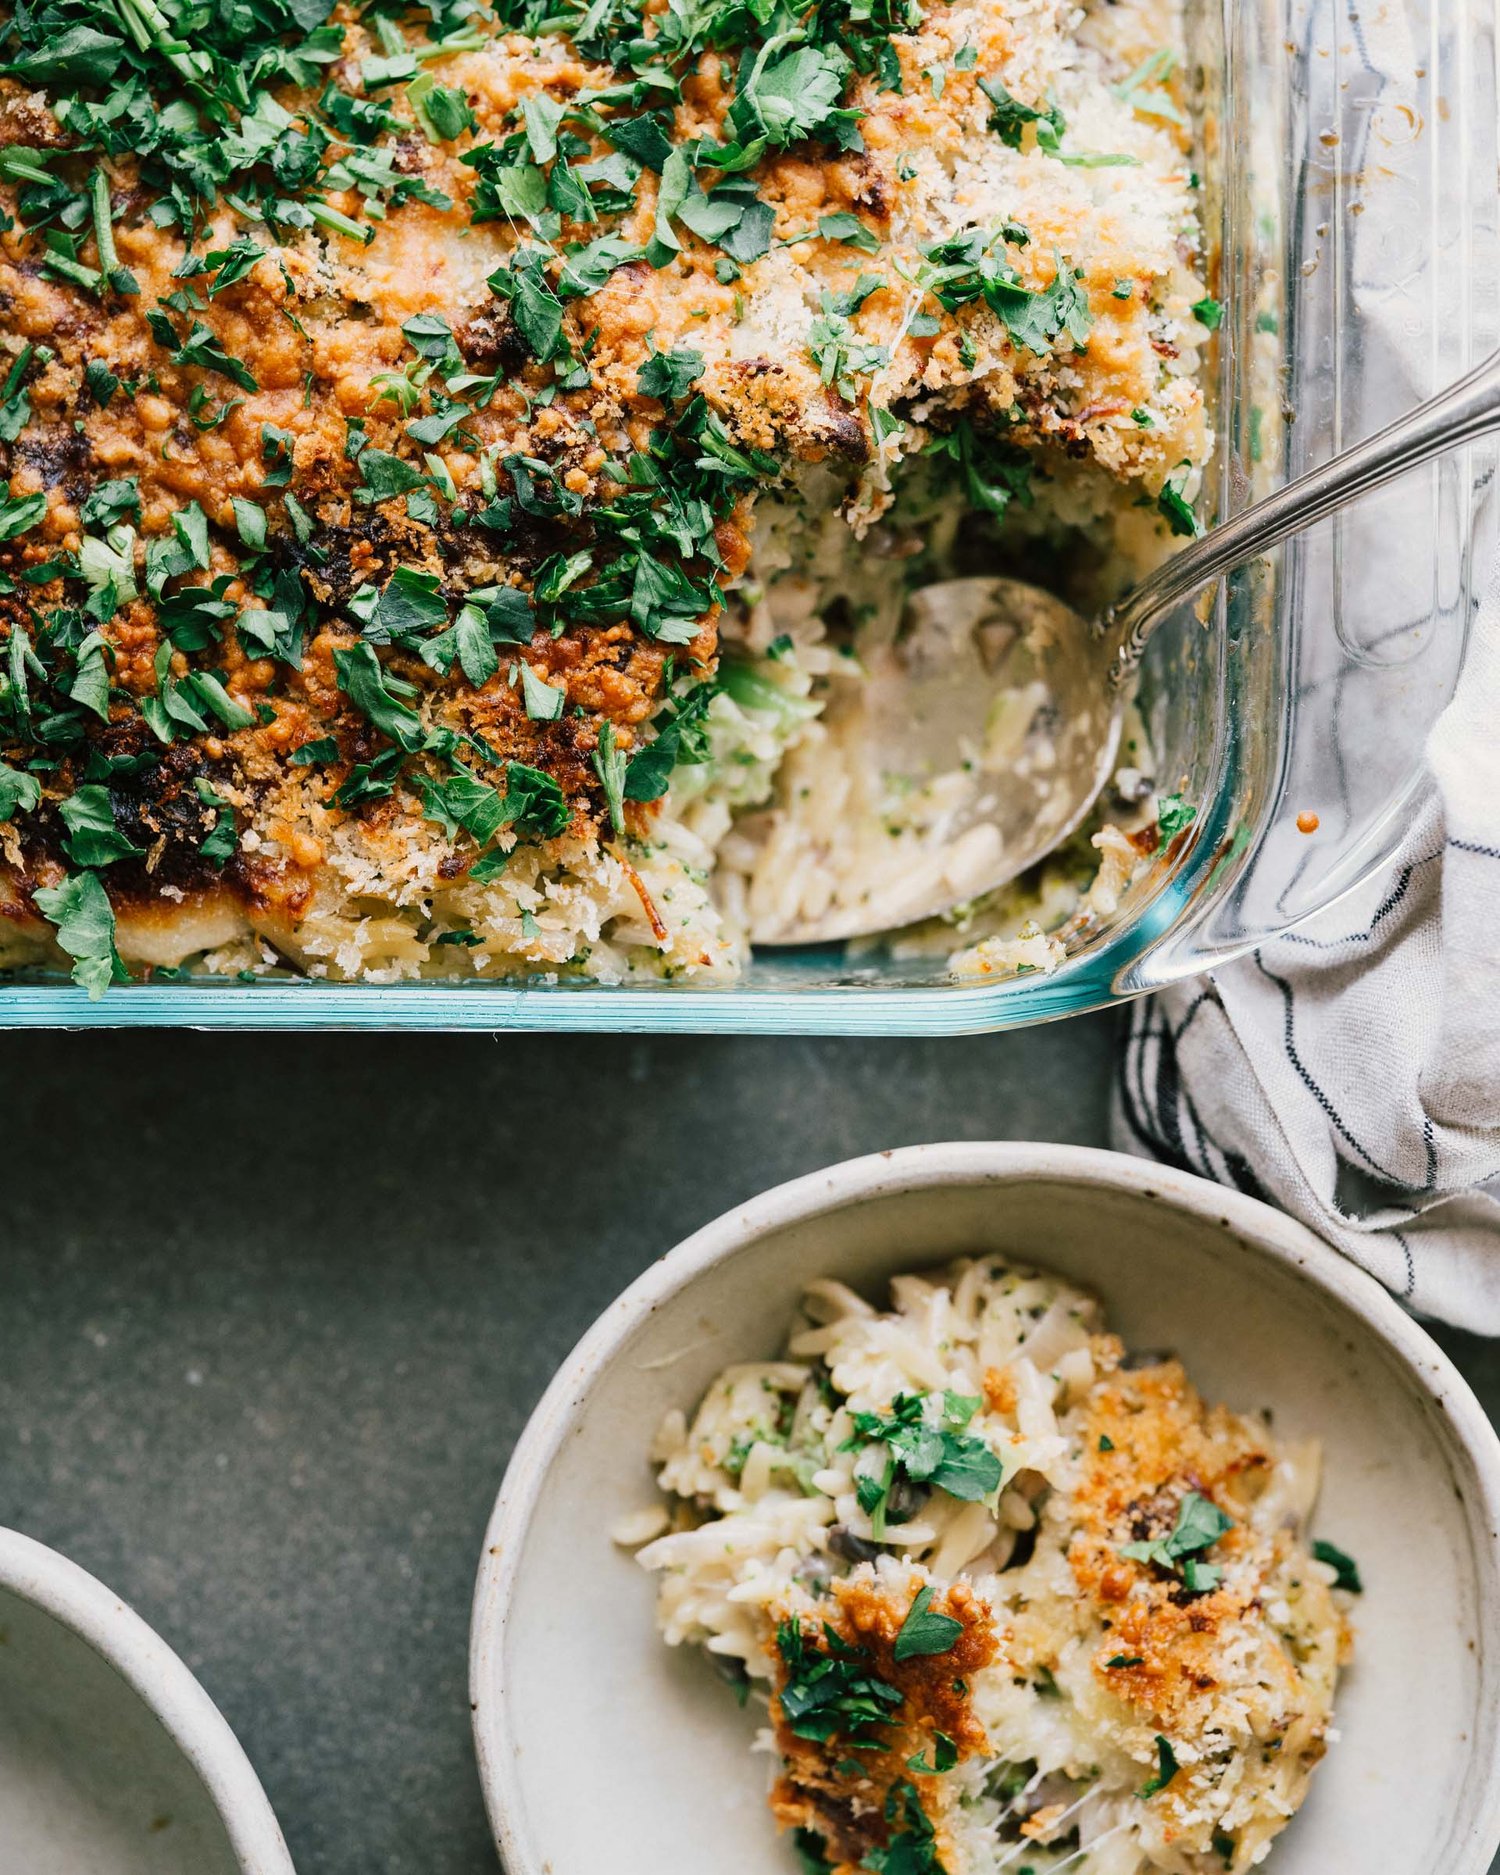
[2,1021,1494,1874]
[0,1019,1122,1873]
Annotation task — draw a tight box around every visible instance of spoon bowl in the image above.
[750,346,1500,947]
[746,577,1120,947]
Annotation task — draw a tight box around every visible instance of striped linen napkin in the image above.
[1112,575,1500,1331]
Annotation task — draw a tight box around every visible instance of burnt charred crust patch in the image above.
[452,305,528,377]
[803,393,871,464]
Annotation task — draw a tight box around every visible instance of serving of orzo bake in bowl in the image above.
[0,0,1212,996]
[470,1144,1500,1875]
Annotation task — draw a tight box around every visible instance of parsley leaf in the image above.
[354,449,428,505]
[487,249,565,363]
[362,566,448,642]
[1312,1538,1363,1594]
[498,760,571,839]
[793,1829,834,1875]
[1120,1489,1231,1591]
[728,42,862,153]
[195,779,237,868]
[904,1730,957,1776]
[892,1585,963,1662]
[453,604,499,688]
[638,346,705,402]
[1157,460,1201,537]
[59,784,142,868]
[593,720,628,837]
[1138,1734,1179,1800]
[333,642,431,752]
[861,1782,943,1873]
[776,1619,904,1749]
[817,210,880,253]
[926,420,1032,521]
[519,661,564,720]
[624,679,717,801]
[0,491,47,541]
[0,759,41,821]
[33,869,125,998]
[979,74,1066,149]
[415,761,508,845]
[290,735,338,767]
[6,23,124,87]
[988,252,1092,353]
[845,1390,1002,1539]
[68,630,112,721]
[807,300,889,401]
[1155,792,1196,853]
[83,359,120,407]
[147,312,259,392]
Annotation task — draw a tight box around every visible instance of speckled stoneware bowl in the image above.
[0,1527,294,1874]
[472,1141,1500,1875]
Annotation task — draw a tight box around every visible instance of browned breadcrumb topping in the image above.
[770,1574,996,1872]
[1068,1362,1343,1841]
[0,0,1209,982]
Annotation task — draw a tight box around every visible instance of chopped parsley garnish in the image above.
[32,870,125,999]
[592,720,628,838]
[1312,1538,1363,1594]
[793,1829,835,1874]
[979,74,1066,150]
[845,1390,1003,1540]
[622,676,719,802]
[637,345,705,402]
[1138,1734,1179,1799]
[861,1781,944,1873]
[905,1730,957,1775]
[496,761,571,840]
[808,299,891,402]
[775,1619,904,1749]
[519,662,565,721]
[1120,1489,1232,1592]
[0,491,48,542]
[59,783,141,868]
[817,210,880,253]
[333,643,432,755]
[145,310,259,393]
[1155,792,1197,854]
[1156,459,1202,537]
[0,759,40,821]
[925,419,1033,522]
[917,225,1092,356]
[893,1584,963,1662]
[1113,47,1184,126]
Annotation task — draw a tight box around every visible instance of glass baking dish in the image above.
[2,0,1493,1032]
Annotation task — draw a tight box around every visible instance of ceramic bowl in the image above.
[0,1527,294,1874]
[472,1142,1500,1875]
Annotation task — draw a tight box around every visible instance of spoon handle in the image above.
[1104,345,1500,684]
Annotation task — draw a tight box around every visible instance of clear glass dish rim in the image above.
[0,865,1218,1031]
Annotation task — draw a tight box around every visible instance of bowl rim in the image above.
[0,1526,295,1875]
[469,1139,1500,1875]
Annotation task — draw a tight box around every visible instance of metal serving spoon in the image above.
[752,346,1500,946]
